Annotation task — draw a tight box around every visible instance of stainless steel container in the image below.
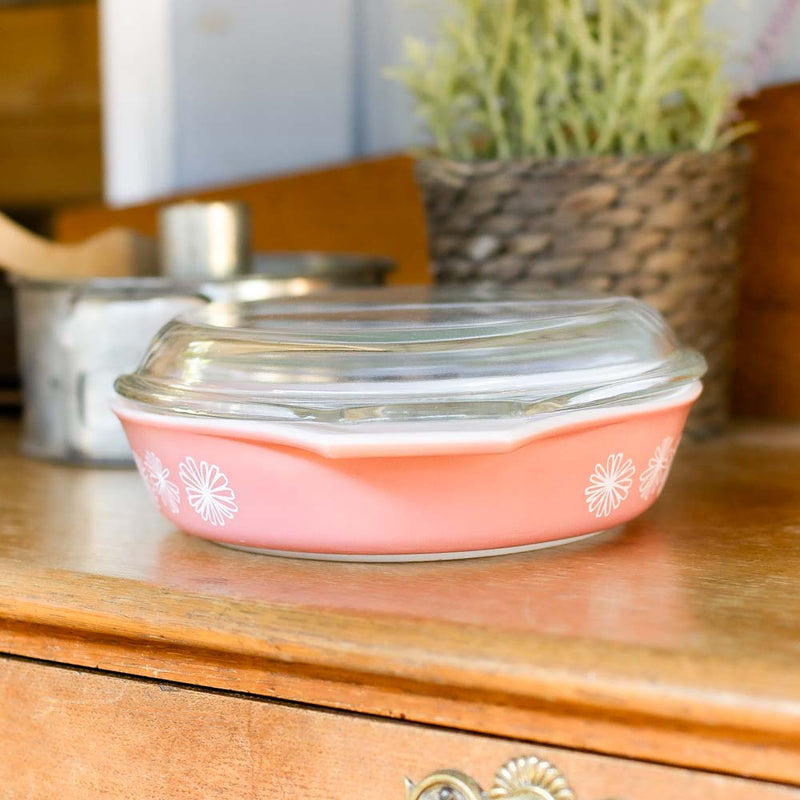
[159,201,252,279]
[13,253,395,465]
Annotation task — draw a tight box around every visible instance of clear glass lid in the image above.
[115,286,705,427]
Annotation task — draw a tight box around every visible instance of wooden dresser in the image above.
[1,417,800,798]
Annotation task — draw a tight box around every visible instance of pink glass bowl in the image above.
[113,384,698,561]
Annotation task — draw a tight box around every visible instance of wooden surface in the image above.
[54,155,431,285]
[735,82,800,418]
[2,657,797,800]
[0,0,101,207]
[3,420,800,783]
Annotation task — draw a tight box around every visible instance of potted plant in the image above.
[389,0,753,437]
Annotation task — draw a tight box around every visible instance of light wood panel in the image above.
[0,0,101,206]
[3,421,800,781]
[1,657,797,800]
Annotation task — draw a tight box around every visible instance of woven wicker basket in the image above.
[417,149,750,439]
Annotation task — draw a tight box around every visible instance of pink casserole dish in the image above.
[112,287,704,560]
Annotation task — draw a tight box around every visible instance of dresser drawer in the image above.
[0,656,797,799]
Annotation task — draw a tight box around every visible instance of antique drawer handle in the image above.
[406,755,576,800]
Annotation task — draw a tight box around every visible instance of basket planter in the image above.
[417,148,750,439]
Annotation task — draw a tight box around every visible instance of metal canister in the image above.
[14,278,207,465]
[159,201,251,279]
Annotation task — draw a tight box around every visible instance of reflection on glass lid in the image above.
[115,286,706,425]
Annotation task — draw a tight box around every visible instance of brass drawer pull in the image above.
[406,756,576,800]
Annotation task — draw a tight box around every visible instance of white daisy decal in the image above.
[585,453,635,518]
[133,451,159,507]
[179,456,238,527]
[143,450,181,514]
[639,436,676,501]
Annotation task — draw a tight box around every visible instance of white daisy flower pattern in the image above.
[179,456,238,527]
[133,452,159,507]
[639,436,676,501]
[585,453,635,519]
[143,450,181,514]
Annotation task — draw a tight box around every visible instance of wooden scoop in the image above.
[0,211,159,280]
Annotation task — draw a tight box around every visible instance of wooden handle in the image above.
[405,756,576,800]
[0,211,157,280]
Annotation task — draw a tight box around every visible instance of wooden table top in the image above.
[2,417,800,784]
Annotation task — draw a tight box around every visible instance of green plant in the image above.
[388,0,752,160]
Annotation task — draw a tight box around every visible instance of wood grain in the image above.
[54,155,431,285]
[3,421,800,782]
[0,1,101,207]
[2,657,797,800]
[734,306,800,418]
[735,83,800,418]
